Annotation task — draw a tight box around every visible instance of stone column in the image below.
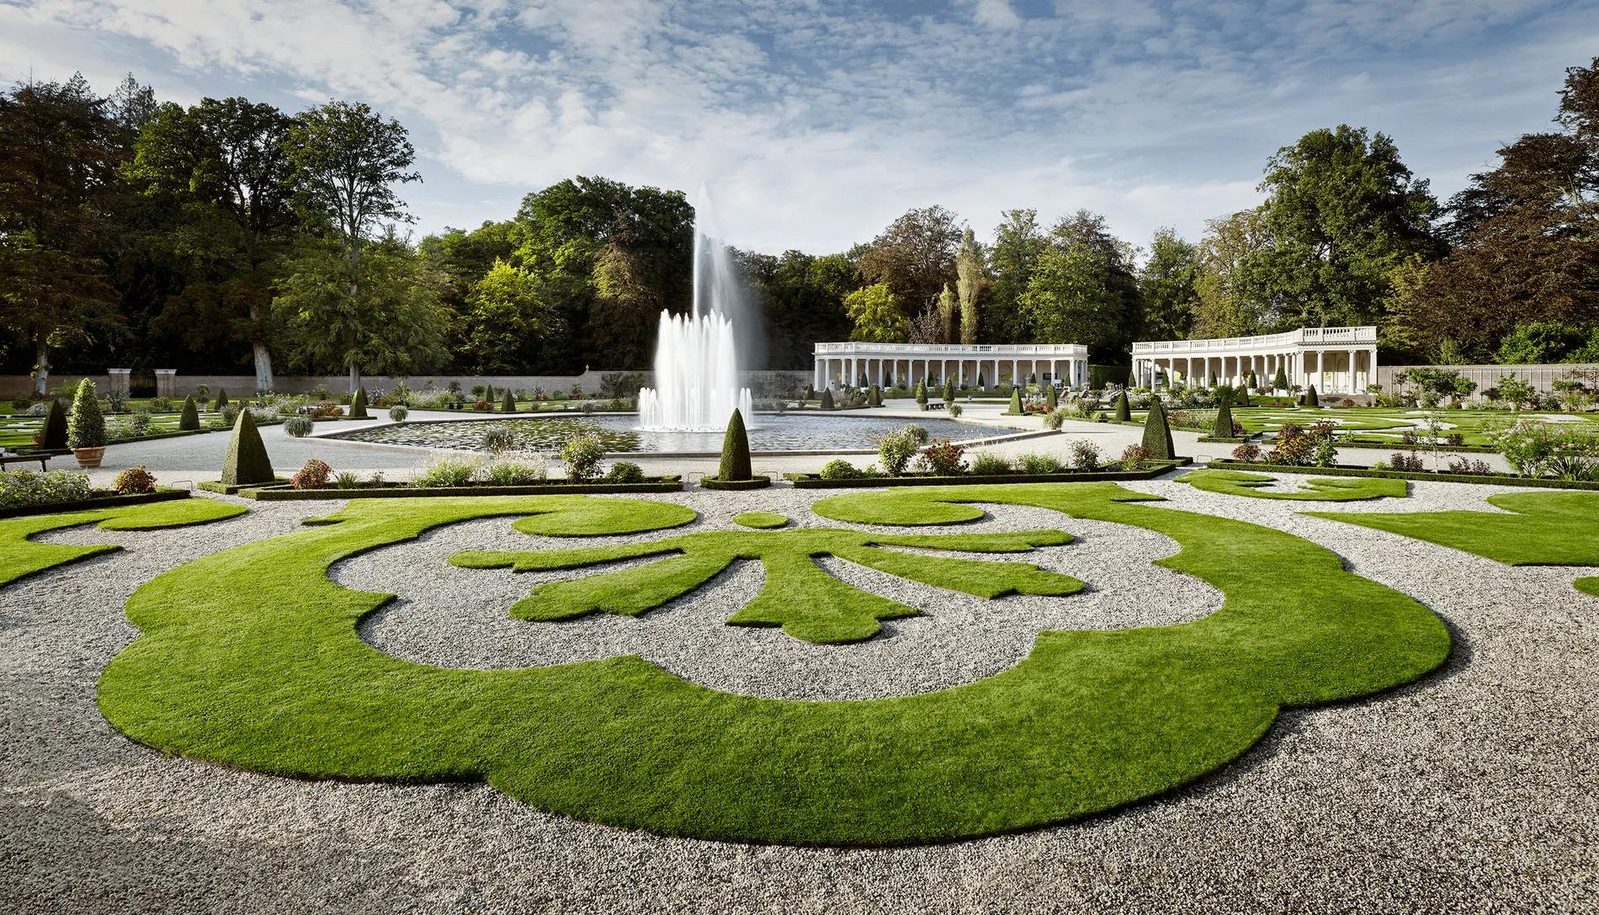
[106,368,131,399]
[154,369,177,398]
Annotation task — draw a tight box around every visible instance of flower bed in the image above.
[1205,459,1599,491]
[243,478,684,500]
[0,488,191,520]
[786,460,1188,489]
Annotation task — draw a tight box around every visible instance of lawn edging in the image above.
[244,478,685,500]
[1203,460,1599,491]
[787,459,1189,489]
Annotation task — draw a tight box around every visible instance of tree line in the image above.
[2,58,1596,396]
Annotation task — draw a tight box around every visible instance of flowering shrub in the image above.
[1120,444,1153,471]
[1491,419,1599,480]
[1231,443,1263,463]
[290,459,333,490]
[919,439,966,476]
[0,469,92,509]
[1069,439,1100,470]
[1267,422,1338,467]
[561,434,605,482]
[113,465,157,494]
[878,426,928,476]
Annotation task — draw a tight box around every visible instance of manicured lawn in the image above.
[99,486,1449,845]
[1307,491,1599,598]
[454,526,1079,644]
[1180,468,1408,501]
[732,510,788,528]
[0,498,248,586]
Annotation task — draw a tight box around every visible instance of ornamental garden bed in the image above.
[786,459,1188,489]
[242,478,684,500]
[0,487,191,520]
[1205,459,1599,491]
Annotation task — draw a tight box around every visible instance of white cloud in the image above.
[970,0,1021,29]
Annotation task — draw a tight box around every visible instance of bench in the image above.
[0,449,67,471]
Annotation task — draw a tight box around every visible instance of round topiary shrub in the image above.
[283,415,314,438]
[818,458,861,480]
[389,405,409,423]
[178,395,200,432]
[604,461,646,484]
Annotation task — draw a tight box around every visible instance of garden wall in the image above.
[1378,363,1599,394]
[2,370,811,399]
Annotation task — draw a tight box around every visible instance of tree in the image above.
[1192,209,1272,338]
[457,258,556,373]
[285,100,420,391]
[1237,125,1441,332]
[129,97,298,391]
[857,205,960,320]
[278,237,448,380]
[0,76,125,395]
[844,283,910,342]
[1138,228,1199,341]
[984,209,1045,342]
[751,250,854,369]
[1141,400,1175,459]
[955,228,985,344]
[1404,58,1599,362]
[717,409,753,481]
[66,379,105,450]
[935,283,958,343]
[1498,321,1590,364]
[1020,211,1141,361]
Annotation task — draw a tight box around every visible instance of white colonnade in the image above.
[812,342,1090,392]
[1129,326,1379,396]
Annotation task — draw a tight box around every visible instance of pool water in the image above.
[330,412,1022,454]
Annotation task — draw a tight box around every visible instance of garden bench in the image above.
[0,451,58,471]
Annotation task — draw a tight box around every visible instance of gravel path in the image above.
[3,482,1596,914]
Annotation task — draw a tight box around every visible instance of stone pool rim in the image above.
[310,411,1053,458]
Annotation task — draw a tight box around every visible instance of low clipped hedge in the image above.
[700,476,773,491]
[787,459,1188,489]
[244,478,684,500]
[0,487,190,520]
[1204,459,1599,491]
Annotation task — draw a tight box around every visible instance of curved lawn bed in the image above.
[0,497,248,587]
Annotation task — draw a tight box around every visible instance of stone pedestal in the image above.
[154,369,178,398]
[107,369,132,398]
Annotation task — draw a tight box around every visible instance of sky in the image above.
[3,0,1596,256]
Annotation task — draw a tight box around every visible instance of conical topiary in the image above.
[1008,386,1022,415]
[1114,389,1131,422]
[40,397,68,449]
[820,388,835,411]
[1305,384,1319,408]
[178,394,200,431]
[916,382,929,411]
[1213,388,1235,438]
[501,388,517,412]
[942,379,954,404]
[1045,384,1058,409]
[1141,399,1175,459]
[869,384,882,407]
[221,409,274,485]
[66,379,105,450]
[1236,385,1250,407]
[214,388,228,412]
[1272,366,1288,391]
[717,408,753,481]
[349,386,370,419]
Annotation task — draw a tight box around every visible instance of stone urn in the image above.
[73,446,106,468]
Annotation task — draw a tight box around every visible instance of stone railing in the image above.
[813,342,1087,356]
[1132,326,1376,354]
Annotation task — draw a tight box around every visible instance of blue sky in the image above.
[4,0,1596,255]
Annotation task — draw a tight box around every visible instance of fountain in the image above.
[637,186,756,432]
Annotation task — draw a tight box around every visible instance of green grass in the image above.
[1180,468,1409,501]
[0,498,248,586]
[454,527,1079,644]
[732,510,788,528]
[98,486,1449,845]
[1307,490,1599,598]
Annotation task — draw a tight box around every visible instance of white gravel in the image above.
[3,482,1597,914]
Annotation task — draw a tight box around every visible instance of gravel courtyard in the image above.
[3,478,1595,914]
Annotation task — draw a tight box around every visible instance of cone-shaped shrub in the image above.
[1045,384,1058,408]
[1007,387,1022,414]
[717,408,753,481]
[820,388,835,410]
[869,384,881,407]
[916,382,929,411]
[501,388,517,412]
[221,409,274,485]
[942,379,954,403]
[178,395,200,431]
[1305,384,1319,407]
[1141,399,1175,459]
[66,380,105,449]
[1272,366,1288,391]
[349,386,370,419]
[40,397,68,449]
[1114,389,1131,422]
[214,388,228,412]
[1236,385,1250,407]
[1213,388,1235,438]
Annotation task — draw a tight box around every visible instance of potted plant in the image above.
[66,379,107,467]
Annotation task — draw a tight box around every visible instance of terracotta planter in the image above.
[73,446,106,468]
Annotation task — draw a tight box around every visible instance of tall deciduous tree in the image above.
[284,100,420,390]
[955,227,985,344]
[856,205,960,320]
[459,258,559,373]
[1238,125,1440,332]
[845,283,909,342]
[984,208,1045,343]
[130,97,298,391]
[1137,228,1199,341]
[1192,209,1271,338]
[1020,211,1141,361]
[1402,58,1599,362]
[0,76,124,395]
